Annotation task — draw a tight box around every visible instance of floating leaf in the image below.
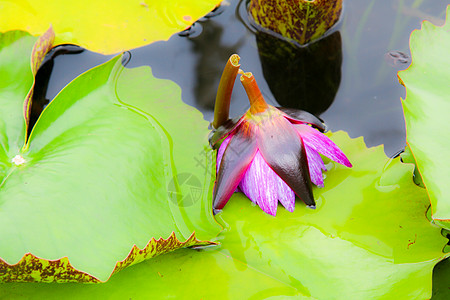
[0,31,221,282]
[0,0,222,54]
[397,6,450,229]
[214,132,449,298]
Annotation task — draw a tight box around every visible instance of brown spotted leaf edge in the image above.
[0,232,216,283]
[23,25,55,129]
[249,0,342,45]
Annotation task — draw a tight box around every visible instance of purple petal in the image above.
[257,115,315,207]
[304,145,325,188]
[295,124,352,168]
[213,125,258,210]
[239,151,295,216]
[278,107,326,131]
[216,135,231,170]
[275,174,296,213]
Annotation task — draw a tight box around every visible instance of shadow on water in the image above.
[189,17,245,111]
[256,30,342,115]
[29,45,112,135]
[29,45,83,136]
[32,0,449,157]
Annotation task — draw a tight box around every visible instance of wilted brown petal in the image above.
[278,107,326,132]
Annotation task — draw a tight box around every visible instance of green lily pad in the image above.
[0,30,221,282]
[0,132,446,298]
[0,0,222,54]
[215,131,449,299]
[397,6,450,228]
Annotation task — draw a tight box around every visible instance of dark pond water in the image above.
[33,0,448,157]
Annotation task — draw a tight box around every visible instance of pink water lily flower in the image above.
[211,72,352,216]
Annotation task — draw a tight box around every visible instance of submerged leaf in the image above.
[0,31,220,282]
[0,0,222,54]
[397,6,450,229]
[433,257,450,299]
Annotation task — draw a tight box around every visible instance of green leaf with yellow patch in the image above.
[0,0,222,54]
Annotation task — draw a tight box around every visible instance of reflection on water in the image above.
[38,0,448,157]
[189,19,245,111]
[29,45,84,135]
[256,30,342,115]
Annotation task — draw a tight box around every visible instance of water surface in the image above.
[38,0,449,156]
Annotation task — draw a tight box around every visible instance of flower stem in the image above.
[240,72,268,114]
[213,54,241,129]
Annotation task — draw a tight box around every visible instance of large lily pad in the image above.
[397,6,450,228]
[0,31,221,282]
[215,131,449,298]
[0,132,446,297]
[0,0,222,54]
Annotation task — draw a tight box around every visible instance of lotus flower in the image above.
[211,71,352,216]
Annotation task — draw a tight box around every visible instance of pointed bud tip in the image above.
[307,205,316,210]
